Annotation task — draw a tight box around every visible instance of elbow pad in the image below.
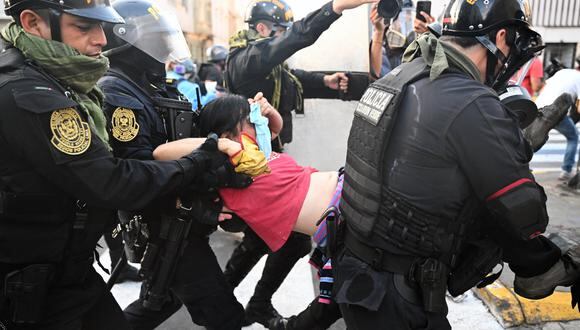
[486,179,548,240]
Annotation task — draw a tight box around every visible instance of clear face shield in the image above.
[386,7,414,49]
[112,2,191,63]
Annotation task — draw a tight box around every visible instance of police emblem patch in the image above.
[111,107,140,142]
[50,108,91,155]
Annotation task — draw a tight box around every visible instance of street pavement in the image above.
[96,100,580,329]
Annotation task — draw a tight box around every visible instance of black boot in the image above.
[268,299,342,330]
[223,228,269,288]
[244,232,312,327]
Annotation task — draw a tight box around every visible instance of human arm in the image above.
[153,138,242,160]
[447,95,547,240]
[229,1,376,80]
[369,3,387,78]
[250,92,283,139]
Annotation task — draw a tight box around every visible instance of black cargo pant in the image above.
[224,228,312,301]
[123,233,244,330]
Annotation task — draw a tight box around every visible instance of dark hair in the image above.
[199,94,250,137]
[439,35,478,49]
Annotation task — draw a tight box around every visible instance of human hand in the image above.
[370,3,386,32]
[324,72,349,93]
[333,0,379,15]
[251,92,277,117]
[188,134,253,191]
[218,138,242,157]
[414,12,435,34]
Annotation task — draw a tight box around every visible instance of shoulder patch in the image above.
[50,108,91,155]
[111,107,140,142]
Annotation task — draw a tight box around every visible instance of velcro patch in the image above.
[111,107,140,142]
[50,108,91,155]
[355,87,394,126]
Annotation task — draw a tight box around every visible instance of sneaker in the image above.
[268,316,288,330]
[243,299,282,327]
[523,92,572,151]
[514,245,580,299]
[114,264,142,284]
[559,170,573,181]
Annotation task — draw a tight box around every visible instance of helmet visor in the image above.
[112,2,190,63]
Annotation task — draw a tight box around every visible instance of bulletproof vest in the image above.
[0,43,109,272]
[341,60,429,234]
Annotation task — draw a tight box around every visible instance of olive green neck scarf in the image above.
[1,22,110,146]
[403,32,481,82]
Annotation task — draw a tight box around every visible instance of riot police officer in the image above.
[223,0,375,326]
[198,44,228,89]
[335,0,563,328]
[0,0,244,329]
[98,1,245,329]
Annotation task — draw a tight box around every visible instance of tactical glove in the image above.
[183,134,253,191]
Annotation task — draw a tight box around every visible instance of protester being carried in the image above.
[153,93,342,251]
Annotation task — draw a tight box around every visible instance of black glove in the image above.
[185,195,223,226]
[184,134,253,191]
[219,213,247,233]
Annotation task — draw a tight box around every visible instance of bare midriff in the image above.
[294,171,339,236]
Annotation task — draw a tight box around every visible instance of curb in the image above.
[474,281,579,327]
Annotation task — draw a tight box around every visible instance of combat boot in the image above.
[514,244,580,299]
[244,297,283,327]
[523,93,572,151]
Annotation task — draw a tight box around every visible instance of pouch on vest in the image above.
[4,264,54,324]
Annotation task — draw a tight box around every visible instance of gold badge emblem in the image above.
[50,108,91,155]
[111,107,140,142]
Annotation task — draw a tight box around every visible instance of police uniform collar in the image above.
[0,38,25,72]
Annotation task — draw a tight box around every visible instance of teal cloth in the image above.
[249,103,272,159]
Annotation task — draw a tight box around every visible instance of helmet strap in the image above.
[48,9,62,42]
[475,34,507,87]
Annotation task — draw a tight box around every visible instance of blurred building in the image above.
[530,0,580,68]
[167,0,243,63]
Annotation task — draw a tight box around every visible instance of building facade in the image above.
[530,0,580,68]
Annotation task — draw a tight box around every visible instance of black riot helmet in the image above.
[4,0,123,41]
[207,45,228,63]
[442,0,544,91]
[245,0,294,29]
[102,0,190,64]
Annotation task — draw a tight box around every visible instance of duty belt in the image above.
[344,229,417,274]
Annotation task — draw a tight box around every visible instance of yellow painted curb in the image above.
[517,291,579,324]
[475,282,524,327]
[475,282,579,327]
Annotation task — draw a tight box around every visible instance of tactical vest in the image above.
[341,59,474,265]
[341,60,429,235]
[0,47,108,280]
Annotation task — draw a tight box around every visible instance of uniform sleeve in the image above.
[229,1,340,79]
[446,95,535,201]
[291,69,326,90]
[0,81,199,211]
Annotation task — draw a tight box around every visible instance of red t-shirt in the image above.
[513,57,544,95]
[219,153,317,251]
